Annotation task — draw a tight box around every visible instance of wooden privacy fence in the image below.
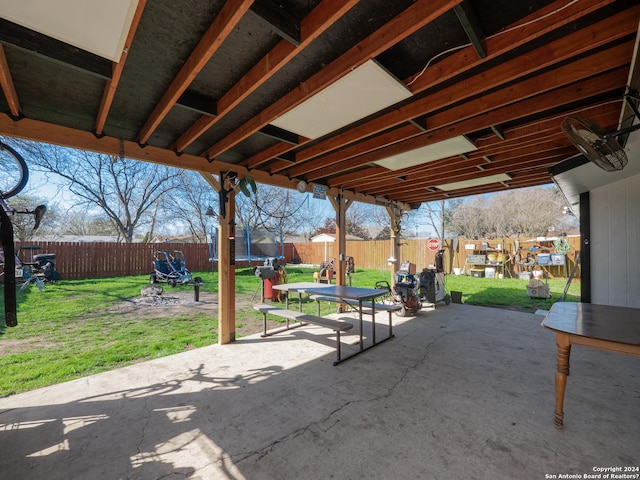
[12,242,215,280]
[287,236,582,278]
[3,236,581,281]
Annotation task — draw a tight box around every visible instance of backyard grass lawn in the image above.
[0,267,580,395]
[444,274,581,312]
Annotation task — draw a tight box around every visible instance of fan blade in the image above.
[561,115,627,172]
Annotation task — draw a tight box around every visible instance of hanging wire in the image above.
[407,0,581,87]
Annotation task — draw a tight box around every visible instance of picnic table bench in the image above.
[265,283,396,364]
[253,303,354,364]
[309,295,401,340]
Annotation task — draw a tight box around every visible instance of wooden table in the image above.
[541,302,640,429]
[273,283,392,362]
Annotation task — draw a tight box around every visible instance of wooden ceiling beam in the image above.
[508,168,558,183]
[294,0,624,165]
[138,0,253,144]
[331,78,624,192]
[0,44,20,118]
[482,149,577,174]
[411,178,552,202]
[309,43,631,184]
[468,106,620,158]
[373,151,576,199]
[429,42,631,128]
[0,114,409,210]
[327,166,389,189]
[362,147,576,197]
[396,159,571,200]
[203,0,463,159]
[407,0,616,93]
[245,142,297,169]
[470,139,573,168]
[345,136,579,194]
[360,147,569,196]
[397,169,553,203]
[333,104,622,190]
[95,0,146,136]
[284,123,422,178]
[268,158,299,173]
[174,0,360,153]
[302,94,576,186]
[286,11,637,178]
[372,90,621,188]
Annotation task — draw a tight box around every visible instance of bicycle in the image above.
[1,140,46,326]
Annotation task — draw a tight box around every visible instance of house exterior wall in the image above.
[590,172,640,307]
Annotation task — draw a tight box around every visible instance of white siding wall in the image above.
[590,173,640,307]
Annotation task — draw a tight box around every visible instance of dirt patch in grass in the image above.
[102,288,267,337]
[105,289,219,318]
[0,338,60,356]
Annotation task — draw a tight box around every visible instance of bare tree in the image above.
[309,215,372,240]
[449,187,568,238]
[59,210,116,237]
[161,171,219,242]
[367,204,392,227]
[236,185,309,234]
[295,197,328,241]
[346,202,392,238]
[448,196,489,238]
[12,141,183,243]
[405,199,462,238]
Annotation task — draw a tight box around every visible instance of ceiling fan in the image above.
[561,92,640,172]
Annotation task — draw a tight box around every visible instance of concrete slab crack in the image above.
[127,395,153,480]
[231,326,456,469]
[382,325,457,398]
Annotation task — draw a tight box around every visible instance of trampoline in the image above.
[209,225,284,263]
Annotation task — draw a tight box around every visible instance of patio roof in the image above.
[0,1,639,208]
[0,304,638,478]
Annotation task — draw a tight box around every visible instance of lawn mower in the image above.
[150,250,201,287]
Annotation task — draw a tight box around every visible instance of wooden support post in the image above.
[329,194,352,286]
[218,174,236,344]
[386,205,403,282]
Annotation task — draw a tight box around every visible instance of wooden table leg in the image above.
[554,333,571,429]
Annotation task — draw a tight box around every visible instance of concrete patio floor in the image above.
[0,303,638,479]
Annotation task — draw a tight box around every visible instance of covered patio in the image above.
[1,304,638,479]
[1,0,640,340]
[1,2,640,478]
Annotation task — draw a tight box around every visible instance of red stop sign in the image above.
[428,238,440,251]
